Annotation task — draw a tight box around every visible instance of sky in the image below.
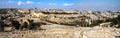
[0,0,120,11]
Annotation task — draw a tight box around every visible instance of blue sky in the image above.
[0,0,120,11]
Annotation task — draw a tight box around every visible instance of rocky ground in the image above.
[0,24,120,38]
[0,8,120,38]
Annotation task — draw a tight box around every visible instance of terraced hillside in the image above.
[0,8,120,38]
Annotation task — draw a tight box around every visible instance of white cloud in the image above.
[8,1,14,3]
[17,1,34,5]
[17,1,22,5]
[37,2,44,6]
[38,2,42,5]
[63,3,74,6]
[49,3,56,5]
[26,1,34,4]
[38,2,41,4]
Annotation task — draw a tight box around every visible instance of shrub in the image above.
[74,20,90,27]
[111,15,120,28]
[27,19,41,30]
[103,15,120,28]
[0,21,5,31]
[74,20,104,27]
[90,20,104,27]
[10,19,42,30]
[20,22,29,29]
[11,20,21,29]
